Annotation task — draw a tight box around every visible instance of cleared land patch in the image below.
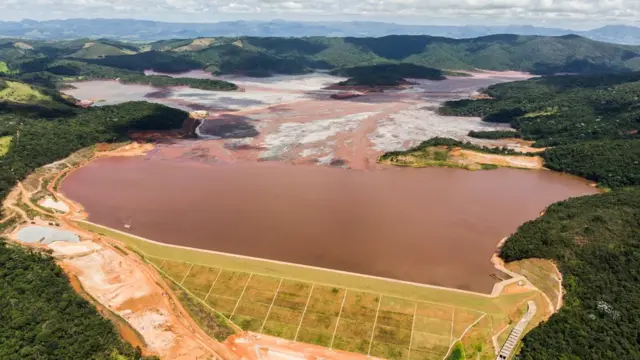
[506,259,562,311]
[0,80,53,104]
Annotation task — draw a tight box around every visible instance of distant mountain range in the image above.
[2,19,640,45]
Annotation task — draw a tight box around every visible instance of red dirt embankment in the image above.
[225,332,382,360]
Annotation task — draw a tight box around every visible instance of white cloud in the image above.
[1,0,639,28]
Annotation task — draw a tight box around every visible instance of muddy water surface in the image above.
[62,158,597,293]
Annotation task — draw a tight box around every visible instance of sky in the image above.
[0,0,639,30]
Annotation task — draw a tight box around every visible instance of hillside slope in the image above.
[439,72,640,187]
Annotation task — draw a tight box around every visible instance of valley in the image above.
[1,30,639,360]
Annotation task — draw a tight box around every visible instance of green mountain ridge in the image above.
[1,34,639,81]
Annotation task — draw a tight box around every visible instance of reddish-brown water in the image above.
[62,158,597,293]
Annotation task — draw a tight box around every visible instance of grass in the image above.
[0,215,19,234]
[147,250,536,357]
[0,61,9,74]
[378,146,502,171]
[166,279,236,341]
[521,107,558,118]
[0,136,11,157]
[0,80,53,104]
[378,147,470,170]
[78,220,548,358]
[16,192,42,220]
[69,42,136,59]
[506,259,562,310]
[112,244,128,256]
[53,170,70,192]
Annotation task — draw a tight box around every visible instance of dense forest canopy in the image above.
[408,67,640,358]
[329,63,446,86]
[0,79,191,357]
[501,189,640,360]
[542,140,640,188]
[440,72,640,147]
[0,239,155,359]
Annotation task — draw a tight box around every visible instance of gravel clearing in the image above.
[369,104,511,152]
[260,112,379,159]
[67,248,153,308]
[48,241,101,256]
[40,196,70,212]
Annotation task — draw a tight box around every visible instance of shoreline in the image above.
[52,129,595,298]
[3,133,568,360]
[54,146,526,298]
[49,145,512,298]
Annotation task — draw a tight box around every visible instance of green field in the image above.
[0,136,11,157]
[0,80,53,104]
[79,220,544,359]
[506,259,561,311]
[152,254,486,359]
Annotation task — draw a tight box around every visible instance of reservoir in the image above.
[61,157,597,293]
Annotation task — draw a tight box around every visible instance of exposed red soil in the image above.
[225,332,382,360]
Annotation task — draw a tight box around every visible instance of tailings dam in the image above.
[61,157,597,293]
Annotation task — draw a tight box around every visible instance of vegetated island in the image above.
[328,63,446,90]
[378,137,541,170]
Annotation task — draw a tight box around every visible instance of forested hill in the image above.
[441,72,640,147]
[1,34,639,83]
[501,189,640,360]
[439,72,640,188]
[434,65,640,359]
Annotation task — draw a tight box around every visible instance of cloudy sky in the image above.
[1,0,638,29]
